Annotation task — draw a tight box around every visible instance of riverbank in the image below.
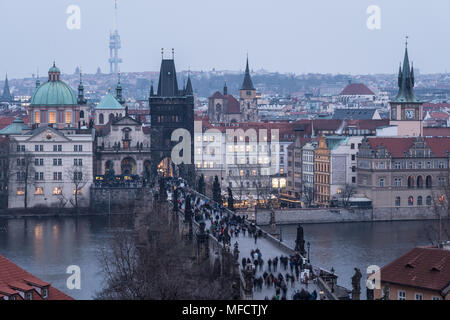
[0,207,134,219]
[253,207,447,225]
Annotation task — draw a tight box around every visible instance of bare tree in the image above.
[341,184,357,208]
[65,166,89,213]
[427,186,450,246]
[253,167,275,209]
[302,185,314,208]
[8,140,36,209]
[95,204,234,300]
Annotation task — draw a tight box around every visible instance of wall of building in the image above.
[374,282,448,300]
[254,206,444,225]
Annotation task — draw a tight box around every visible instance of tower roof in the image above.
[156,59,179,97]
[96,92,124,110]
[392,43,420,103]
[1,74,13,103]
[240,57,255,91]
[185,75,193,96]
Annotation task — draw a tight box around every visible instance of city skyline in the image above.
[0,0,450,78]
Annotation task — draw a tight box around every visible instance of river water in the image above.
[0,215,448,300]
[0,215,133,300]
[271,219,450,299]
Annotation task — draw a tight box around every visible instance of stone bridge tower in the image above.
[150,52,194,182]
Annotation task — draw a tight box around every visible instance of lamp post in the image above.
[307,241,311,263]
[330,267,335,293]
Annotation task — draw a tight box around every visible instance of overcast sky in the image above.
[0,0,449,78]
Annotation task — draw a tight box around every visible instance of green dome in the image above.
[49,65,61,73]
[31,80,77,106]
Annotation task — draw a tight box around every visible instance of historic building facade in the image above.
[357,136,450,210]
[95,112,151,176]
[0,63,94,209]
[314,136,331,206]
[207,84,241,123]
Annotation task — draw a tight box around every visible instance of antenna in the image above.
[172,48,174,60]
[114,0,118,31]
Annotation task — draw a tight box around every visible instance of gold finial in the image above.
[405,35,409,48]
[161,48,164,59]
[172,48,174,59]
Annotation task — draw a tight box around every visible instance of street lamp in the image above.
[330,267,335,293]
[307,242,311,263]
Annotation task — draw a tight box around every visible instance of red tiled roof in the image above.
[0,253,74,300]
[379,247,450,293]
[225,95,240,114]
[340,83,374,96]
[367,137,450,158]
[423,127,450,137]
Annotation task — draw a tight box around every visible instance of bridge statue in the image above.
[294,224,306,256]
[233,242,239,261]
[351,268,362,300]
[243,263,254,299]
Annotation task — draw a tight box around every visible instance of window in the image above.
[49,111,56,124]
[73,188,82,195]
[395,197,401,206]
[53,159,62,166]
[426,196,432,206]
[408,196,414,206]
[35,187,44,195]
[53,187,62,195]
[35,111,40,124]
[42,287,49,299]
[417,196,422,206]
[351,154,355,161]
[350,143,355,150]
[352,176,356,183]
[53,145,62,152]
[394,178,402,187]
[432,296,440,301]
[53,172,62,181]
[65,111,72,124]
[415,293,423,300]
[35,172,44,181]
[99,113,104,124]
[379,178,385,187]
[74,145,83,152]
[73,172,82,181]
[74,159,83,166]
[17,187,24,196]
[398,291,406,300]
[25,292,33,300]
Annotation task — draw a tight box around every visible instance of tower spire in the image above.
[240,55,255,90]
[392,37,419,103]
[77,66,87,105]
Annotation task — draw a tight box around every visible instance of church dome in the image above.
[30,63,77,106]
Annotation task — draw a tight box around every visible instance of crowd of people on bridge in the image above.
[166,177,320,300]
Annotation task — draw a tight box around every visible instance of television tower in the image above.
[109,0,122,74]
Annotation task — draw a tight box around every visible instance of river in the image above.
[0,215,448,300]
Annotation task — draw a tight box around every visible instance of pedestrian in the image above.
[290,274,295,288]
[273,257,278,272]
[242,257,247,269]
[268,259,272,272]
[259,258,264,271]
[304,273,309,288]
[254,233,257,244]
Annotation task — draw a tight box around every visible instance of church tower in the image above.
[1,74,14,103]
[149,51,194,181]
[389,39,423,136]
[239,57,257,122]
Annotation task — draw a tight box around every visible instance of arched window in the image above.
[417,196,423,206]
[408,176,414,188]
[426,176,432,188]
[395,197,401,206]
[417,176,424,188]
[80,110,85,118]
[99,113,104,124]
[426,196,432,206]
[408,196,414,206]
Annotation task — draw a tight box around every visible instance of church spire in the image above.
[115,70,125,104]
[240,55,255,91]
[392,38,419,103]
[223,81,228,95]
[1,73,13,103]
[77,67,87,105]
[185,75,193,96]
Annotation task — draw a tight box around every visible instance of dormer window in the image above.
[25,291,33,300]
[42,287,49,298]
